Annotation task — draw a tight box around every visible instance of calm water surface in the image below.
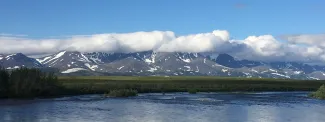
[1,92,325,122]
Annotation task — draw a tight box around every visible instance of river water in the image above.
[0,92,325,122]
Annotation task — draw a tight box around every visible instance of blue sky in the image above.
[1,0,325,64]
[1,0,324,39]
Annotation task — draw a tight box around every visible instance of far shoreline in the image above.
[1,70,324,99]
[0,91,313,102]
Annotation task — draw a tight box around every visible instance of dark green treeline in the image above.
[0,67,63,98]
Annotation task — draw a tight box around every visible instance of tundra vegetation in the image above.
[60,76,325,94]
[188,88,198,94]
[2,68,325,99]
[0,68,63,98]
[105,89,138,97]
[309,85,325,99]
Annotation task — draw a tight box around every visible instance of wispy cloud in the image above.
[280,34,325,47]
[0,33,27,37]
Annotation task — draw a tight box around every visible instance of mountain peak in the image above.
[216,53,234,61]
[0,53,42,69]
[214,53,244,68]
[36,50,96,72]
[13,53,25,56]
[1,50,325,80]
[2,53,29,61]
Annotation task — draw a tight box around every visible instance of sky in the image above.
[0,0,325,63]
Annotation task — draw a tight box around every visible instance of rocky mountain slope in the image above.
[1,50,325,80]
[0,53,42,69]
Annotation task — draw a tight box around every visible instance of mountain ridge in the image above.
[1,50,325,80]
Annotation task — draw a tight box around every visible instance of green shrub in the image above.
[0,68,10,98]
[309,85,325,99]
[188,88,197,94]
[106,89,138,97]
[0,67,63,98]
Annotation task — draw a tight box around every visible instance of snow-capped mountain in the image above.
[1,50,325,80]
[36,51,99,73]
[0,53,43,69]
[209,53,264,68]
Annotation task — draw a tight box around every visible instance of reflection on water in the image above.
[1,92,325,122]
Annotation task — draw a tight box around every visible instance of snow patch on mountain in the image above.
[147,67,158,72]
[61,68,87,73]
[271,73,290,78]
[243,72,250,75]
[193,53,198,58]
[212,64,229,68]
[294,71,302,74]
[181,58,191,63]
[84,63,98,71]
[309,77,320,80]
[222,69,228,72]
[6,66,20,69]
[117,66,124,70]
[90,57,102,64]
[4,50,325,80]
[37,51,65,64]
[251,69,259,73]
[5,54,19,60]
[261,70,268,73]
[145,59,153,63]
[269,69,277,72]
[5,54,15,58]
[184,66,191,71]
[144,53,156,63]
[150,52,156,63]
[79,54,91,62]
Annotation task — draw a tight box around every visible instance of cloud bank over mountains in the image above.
[0,30,324,64]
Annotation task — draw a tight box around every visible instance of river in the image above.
[1,92,325,122]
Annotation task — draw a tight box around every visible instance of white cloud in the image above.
[243,35,282,56]
[0,30,230,54]
[1,30,325,64]
[157,30,230,52]
[281,34,325,47]
[305,46,323,57]
[240,35,325,63]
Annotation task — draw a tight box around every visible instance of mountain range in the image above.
[1,50,325,80]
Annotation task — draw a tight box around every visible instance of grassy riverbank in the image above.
[309,85,325,99]
[59,76,325,95]
[2,68,325,99]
